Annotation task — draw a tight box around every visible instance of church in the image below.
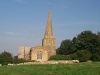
[18,8,56,61]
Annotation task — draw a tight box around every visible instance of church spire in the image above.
[42,6,55,48]
[44,7,54,38]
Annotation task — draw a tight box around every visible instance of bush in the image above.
[13,56,35,64]
[49,50,92,62]
[70,53,78,60]
[2,62,8,65]
[49,55,72,60]
[77,50,92,62]
[13,58,25,64]
[13,56,27,64]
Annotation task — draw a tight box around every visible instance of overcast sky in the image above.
[0,0,100,56]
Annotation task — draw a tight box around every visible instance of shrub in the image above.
[30,60,35,62]
[77,50,92,62]
[13,56,28,64]
[13,58,25,64]
[13,56,35,64]
[49,55,72,60]
[70,53,78,60]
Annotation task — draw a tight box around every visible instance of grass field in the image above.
[0,62,100,75]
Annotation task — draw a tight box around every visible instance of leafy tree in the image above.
[74,31,100,53]
[0,53,2,63]
[91,46,100,61]
[0,51,13,65]
[57,31,100,54]
[57,30,100,61]
[97,31,100,37]
[70,37,78,53]
[75,31,100,61]
[57,39,72,55]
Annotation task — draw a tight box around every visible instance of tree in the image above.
[56,30,100,61]
[73,30,100,61]
[57,39,72,55]
[75,30,99,53]
[0,53,2,63]
[70,37,78,53]
[97,31,100,37]
[0,51,13,65]
[91,46,100,61]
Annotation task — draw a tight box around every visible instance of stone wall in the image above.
[31,46,48,61]
[7,60,79,66]
[18,46,31,60]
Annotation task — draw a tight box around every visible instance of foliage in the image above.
[70,37,78,53]
[97,31,100,37]
[0,51,13,65]
[13,56,25,64]
[75,31,99,53]
[91,54,100,61]
[70,53,78,60]
[77,50,92,62]
[75,31,100,61]
[49,55,72,60]
[13,56,35,64]
[57,39,72,55]
[0,62,100,75]
[91,46,100,61]
[49,54,78,60]
[57,30,100,61]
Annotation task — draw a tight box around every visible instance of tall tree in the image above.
[75,30,99,53]
[57,39,72,55]
[57,30,100,61]
[72,30,100,61]
[97,31,100,37]
[70,37,78,53]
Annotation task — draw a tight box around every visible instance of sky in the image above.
[0,0,100,56]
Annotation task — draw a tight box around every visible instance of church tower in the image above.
[42,8,56,57]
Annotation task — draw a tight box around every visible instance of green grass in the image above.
[0,62,100,75]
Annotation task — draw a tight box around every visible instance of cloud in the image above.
[58,0,68,9]
[54,21,100,27]
[13,0,26,3]
[5,31,20,36]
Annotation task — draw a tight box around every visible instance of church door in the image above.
[37,51,42,60]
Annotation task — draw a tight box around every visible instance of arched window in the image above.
[37,51,42,60]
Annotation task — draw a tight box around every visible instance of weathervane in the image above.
[49,2,51,8]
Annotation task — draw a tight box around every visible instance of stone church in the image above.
[18,8,56,61]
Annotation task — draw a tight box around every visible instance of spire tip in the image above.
[49,3,51,8]
[49,3,51,5]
